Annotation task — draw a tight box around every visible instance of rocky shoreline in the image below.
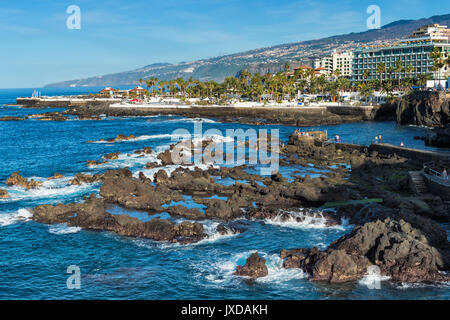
[65,103,384,126]
[7,130,449,285]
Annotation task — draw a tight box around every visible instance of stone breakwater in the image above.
[14,131,450,284]
[15,97,118,109]
[67,103,382,126]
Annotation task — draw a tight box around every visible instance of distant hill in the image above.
[45,14,450,88]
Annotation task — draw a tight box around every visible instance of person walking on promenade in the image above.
[379,135,382,144]
[443,169,448,180]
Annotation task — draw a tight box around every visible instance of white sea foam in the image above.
[48,224,81,235]
[263,209,347,230]
[165,117,216,124]
[93,152,161,170]
[90,133,191,144]
[205,251,306,285]
[2,178,99,203]
[358,272,391,289]
[0,209,33,226]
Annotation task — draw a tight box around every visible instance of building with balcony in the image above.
[352,24,450,83]
[314,50,354,77]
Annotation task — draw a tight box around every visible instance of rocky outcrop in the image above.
[0,116,24,121]
[87,160,106,166]
[234,252,268,278]
[282,217,450,283]
[0,189,9,198]
[47,173,64,180]
[425,124,450,148]
[88,134,137,143]
[103,152,121,160]
[5,172,42,189]
[32,194,206,244]
[393,91,449,127]
[69,173,102,185]
[99,168,181,211]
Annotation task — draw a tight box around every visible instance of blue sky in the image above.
[0,0,448,88]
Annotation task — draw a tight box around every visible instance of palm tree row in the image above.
[137,66,353,104]
[135,54,449,103]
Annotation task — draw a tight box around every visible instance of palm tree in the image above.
[405,64,414,84]
[145,77,158,96]
[284,62,291,73]
[363,70,370,83]
[381,81,394,98]
[395,59,403,87]
[336,77,350,102]
[430,47,444,89]
[376,63,386,85]
[415,73,431,88]
[387,66,395,86]
[357,82,374,105]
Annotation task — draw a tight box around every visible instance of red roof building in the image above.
[130,86,146,92]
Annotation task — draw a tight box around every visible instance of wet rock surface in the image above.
[5,172,42,189]
[27,129,450,284]
[282,217,450,283]
[32,194,207,244]
[425,124,450,148]
[0,189,9,198]
[234,252,269,278]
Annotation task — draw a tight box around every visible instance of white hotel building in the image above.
[351,24,450,84]
[314,50,354,77]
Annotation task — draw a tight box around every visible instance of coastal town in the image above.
[16,24,450,111]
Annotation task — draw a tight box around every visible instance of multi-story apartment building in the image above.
[352,24,450,83]
[314,50,353,77]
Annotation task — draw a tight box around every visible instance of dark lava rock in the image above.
[143,147,153,154]
[103,152,120,160]
[0,189,9,198]
[99,168,181,211]
[0,116,24,121]
[216,221,248,235]
[425,124,450,148]
[282,218,450,283]
[166,205,205,220]
[32,194,207,244]
[157,149,174,166]
[5,171,42,189]
[87,160,106,166]
[234,252,268,278]
[69,173,102,185]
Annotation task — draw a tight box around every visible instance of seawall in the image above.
[69,104,380,126]
[369,143,449,164]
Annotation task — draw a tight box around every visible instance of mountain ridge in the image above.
[45,13,450,88]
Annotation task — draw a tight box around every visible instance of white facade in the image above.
[314,50,353,77]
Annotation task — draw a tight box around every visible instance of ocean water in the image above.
[0,88,449,300]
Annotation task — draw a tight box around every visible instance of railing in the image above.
[423,161,450,186]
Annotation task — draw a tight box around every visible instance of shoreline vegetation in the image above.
[9,64,449,127]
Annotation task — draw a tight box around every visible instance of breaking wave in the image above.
[0,209,33,227]
[48,224,81,235]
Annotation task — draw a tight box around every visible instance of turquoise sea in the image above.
[0,87,449,300]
